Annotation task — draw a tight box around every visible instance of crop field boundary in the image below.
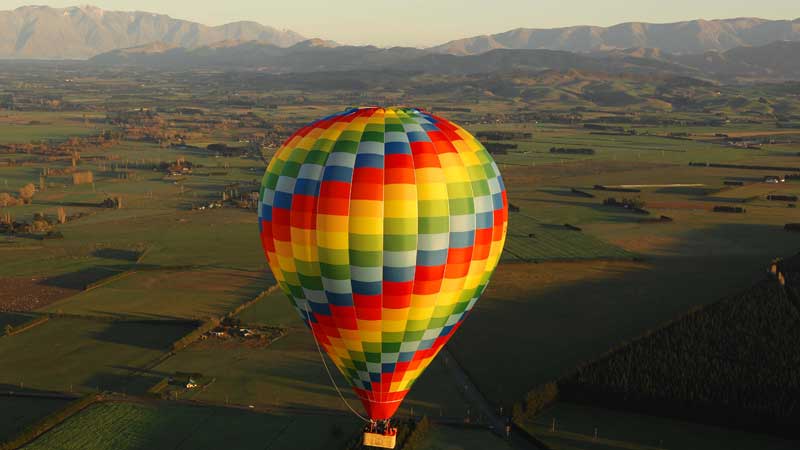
[0,395,98,450]
[226,284,281,319]
[2,316,48,338]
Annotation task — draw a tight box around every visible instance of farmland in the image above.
[1,62,800,449]
[558,277,800,436]
[0,397,70,443]
[0,318,194,394]
[525,402,798,450]
[23,401,356,450]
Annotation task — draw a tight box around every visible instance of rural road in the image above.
[440,346,546,450]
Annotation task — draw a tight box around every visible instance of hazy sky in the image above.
[7,1,800,47]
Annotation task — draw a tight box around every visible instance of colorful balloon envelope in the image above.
[258,107,508,420]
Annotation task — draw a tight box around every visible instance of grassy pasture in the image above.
[527,402,798,450]
[0,208,268,281]
[235,286,300,329]
[0,111,99,144]
[23,401,356,450]
[504,214,633,262]
[150,328,471,419]
[416,425,509,450]
[43,269,269,320]
[0,396,70,443]
[0,318,194,394]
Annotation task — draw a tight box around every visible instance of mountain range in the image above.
[87,38,800,81]
[0,5,305,59]
[430,17,800,55]
[2,5,800,81]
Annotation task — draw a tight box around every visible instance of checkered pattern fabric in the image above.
[258,107,508,420]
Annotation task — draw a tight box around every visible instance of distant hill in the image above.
[90,40,698,78]
[673,40,800,79]
[430,18,800,55]
[0,5,306,59]
[90,40,428,71]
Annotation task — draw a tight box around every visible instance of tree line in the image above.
[557,278,800,437]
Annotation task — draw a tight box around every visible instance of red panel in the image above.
[354,293,382,320]
[350,182,383,201]
[330,305,358,330]
[352,167,384,184]
[271,208,291,241]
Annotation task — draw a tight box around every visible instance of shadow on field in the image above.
[448,221,800,408]
[88,321,195,351]
[537,188,594,198]
[725,176,764,182]
[92,248,142,261]
[655,186,718,196]
[697,196,750,203]
[0,383,76,397]
[81,371,141,393]
[40,266,131,290]
[532,198,645,223]
[32,200,101,207]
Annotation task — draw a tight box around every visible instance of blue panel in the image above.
[398,351,415,362]
[322,165,353,182]
[420,123,439,132]
[416,249,448,267]
[351,280,382,296]
[309,302,331,316]
[492,192,504,209]
[383,266,415,282]
[418,338,436,351]
[326,291,354,306]
[260,205,272,222]
[294,178,320,196]
[475,211,493,229]
[407,131,431,143]
[449,230,475,248]
[273,191,293,210]
[354,153,384,168]
[385,141,412,154]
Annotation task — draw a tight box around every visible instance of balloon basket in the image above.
[363,431,396,449]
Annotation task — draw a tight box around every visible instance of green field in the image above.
[525,402,798,450]
[43,269,269,320]
[0,396,71,442]
[23,401,357,450]
[417,425,510,450]
[0,318,194,394]
[0,112,100,143]
[150,327,471,419]
[503,213,634,262]
[0,208,270,282]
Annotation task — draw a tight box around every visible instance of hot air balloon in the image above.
[258,107,508,441]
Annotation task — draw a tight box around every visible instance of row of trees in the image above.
[558,278,800,436]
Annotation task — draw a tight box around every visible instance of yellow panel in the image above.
[384,200,417,218]
[317,214,349,232]
[349,217,383,235]
[317,231,349,249]
[350,200,383,217]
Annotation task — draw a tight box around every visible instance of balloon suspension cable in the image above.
[305,307,370,423]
